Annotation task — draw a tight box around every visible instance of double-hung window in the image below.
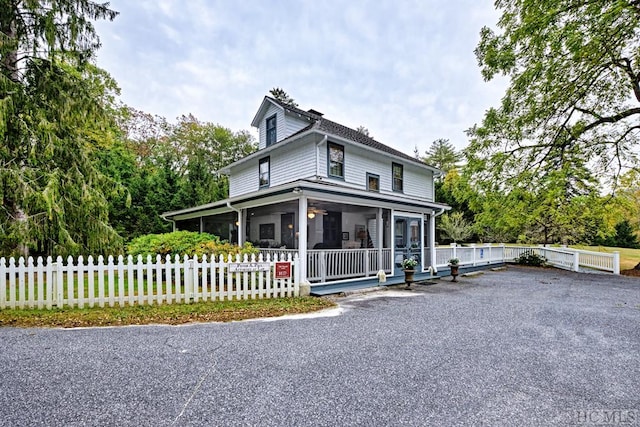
[367,173,380,192]
[328,143,344,179]
[392,162,403,192]
[259,157,270,188]
[266,115,277,146]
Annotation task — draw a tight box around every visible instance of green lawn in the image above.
[571,245,640,270]
[0,296,335,328]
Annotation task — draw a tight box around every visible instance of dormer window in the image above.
[266,115,277,146]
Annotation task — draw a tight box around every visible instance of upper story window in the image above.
[259,157,270,188]
[328,143,344,179]
[392,163,403,192]
[367,173,380,192]
[266,115,277,146]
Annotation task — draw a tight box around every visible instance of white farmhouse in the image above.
[162,95,450,293]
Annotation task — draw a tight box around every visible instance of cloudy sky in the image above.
[94,0,508,155]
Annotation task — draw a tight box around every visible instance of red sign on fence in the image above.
[274,262,291,279]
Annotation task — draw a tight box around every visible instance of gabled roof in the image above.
[265,96,431,167]
[232,96,442,174]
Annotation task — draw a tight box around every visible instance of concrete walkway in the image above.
[0,266,638,426]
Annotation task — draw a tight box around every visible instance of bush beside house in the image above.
[127,231,258,258]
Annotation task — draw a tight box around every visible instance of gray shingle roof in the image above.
[269,96,427,167]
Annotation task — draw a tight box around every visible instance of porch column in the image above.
[377,208,384,269]
[237,210,244,245]
[429,213,437,268]
[297,195,308,282]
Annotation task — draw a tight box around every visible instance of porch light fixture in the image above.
[307,212,316,219]
[287,223,293,229]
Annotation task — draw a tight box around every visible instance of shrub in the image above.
[127,231,258,259]
[515,251,546,267]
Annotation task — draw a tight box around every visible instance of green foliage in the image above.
[269,87,298,107]
[470,0,640,191]
[0,1,121,257]
[594,220,640,249]
[127,231,258,259]
[515,251,547,267]
[438,212,473,243]
[421,138,462,175]
[401,257,418,269]
[103,111,257,241]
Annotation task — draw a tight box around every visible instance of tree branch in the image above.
[582,108,640,133]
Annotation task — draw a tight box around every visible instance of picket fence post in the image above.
[36,257,44,310]
[78,256,85,309]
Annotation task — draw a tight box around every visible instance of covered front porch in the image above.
[164,181,447,288]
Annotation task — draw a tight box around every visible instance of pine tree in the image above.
[0,1,119,256]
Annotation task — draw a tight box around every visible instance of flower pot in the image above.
[449,265,459,282]
[404,269,415,285]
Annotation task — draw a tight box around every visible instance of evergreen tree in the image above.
[422,139,461,175]
[269,87,298,107]
[0,1,119,256]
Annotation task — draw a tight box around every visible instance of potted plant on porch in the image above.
[448,258,460,282]
[402,257,418,287]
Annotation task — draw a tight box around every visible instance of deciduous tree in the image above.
[469,0,640,189]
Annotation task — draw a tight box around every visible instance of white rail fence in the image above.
[1,253,299,310]
[260,248,392,283]
[437,244,620,275]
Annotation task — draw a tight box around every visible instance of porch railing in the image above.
[260,248,392,283]
[437,244,619,274]
[307,248,392,282]
[256,244,619,286]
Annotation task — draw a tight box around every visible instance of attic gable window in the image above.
[259,157,270,188]
[266,115,277,146]
[392,162,403,192]
[328,142,344,179]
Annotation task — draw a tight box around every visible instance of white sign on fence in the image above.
[228,262,270,273]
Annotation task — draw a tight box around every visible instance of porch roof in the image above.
[161,179,451,221]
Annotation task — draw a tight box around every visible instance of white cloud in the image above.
[94,0,508,153]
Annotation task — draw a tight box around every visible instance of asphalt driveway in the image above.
[0,266,638,426]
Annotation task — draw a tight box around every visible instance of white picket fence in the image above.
[0,253,300,310]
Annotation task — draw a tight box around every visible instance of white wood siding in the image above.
[320,140,434,201]
[403,165,433,200]
[270,142,316,187]
[234,135,434,200]
[229,162,256,198]
[229,142,316,197]
[285,113,312,137]
[257,104,285,149]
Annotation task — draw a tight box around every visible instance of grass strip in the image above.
[0,297,335,328]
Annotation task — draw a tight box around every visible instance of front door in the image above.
[281,213,295,249]
[394,216,422,273]
[323,212,342,249]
